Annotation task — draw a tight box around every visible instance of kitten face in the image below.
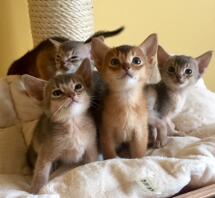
[44,74,91,121]
[91,34,158,91]
[101,46,148,90]
[22,58,92,122]
[50,39,91,74]
[158,45,213,90]
[160,55,200,89]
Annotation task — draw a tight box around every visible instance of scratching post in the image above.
[28,0,94,46]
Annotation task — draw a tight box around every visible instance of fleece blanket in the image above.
[0,75,215,198]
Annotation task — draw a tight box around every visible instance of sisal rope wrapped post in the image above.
[28,0,94,46]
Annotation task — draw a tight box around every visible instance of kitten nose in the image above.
[176,75,184,83]
[176,74,182,80]
[68,92,75,98]
[122,63,130,71]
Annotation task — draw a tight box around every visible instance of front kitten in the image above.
[91,34,158,159]
[146,46,213,147]
[22,59,97,194]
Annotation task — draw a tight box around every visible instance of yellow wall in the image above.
[94,0,215,91]
[0,0,33,75]
[0,0,214,91]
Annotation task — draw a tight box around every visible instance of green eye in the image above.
[132,57,141,65]
[168,66,175,73]
[52,89,63,97]
[110,58,120,66]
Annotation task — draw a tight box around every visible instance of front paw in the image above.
[172,130,186,137]
[29,185,40,195]
[153,137,168,148]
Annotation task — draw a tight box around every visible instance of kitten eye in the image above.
[56,55,61,59]
[132,57,141,65]
[69,56,79,62]
[185,68,192,75]
[74,83,83,91]
[110,58,120,66]
[52,89,63,98]
[72,56,78,59]
[168,66,175,73]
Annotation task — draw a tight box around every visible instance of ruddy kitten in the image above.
[8,26,124,80]
[91,34,158,159]
[145,46,213,147]
[22,59,97,194]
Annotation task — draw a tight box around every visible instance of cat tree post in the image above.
[27,0,94,46]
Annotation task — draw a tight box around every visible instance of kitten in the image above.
[145,45,213,147]
[22,58,97,194]
[8,26,124,80]
[91,34,158,159]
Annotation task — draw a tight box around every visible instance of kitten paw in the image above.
[172,131,186,137]
[153,138,168,148]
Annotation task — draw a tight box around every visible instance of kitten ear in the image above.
[157,45,170,68]
[49,38,61,50]
[91,37,109,69]
[196,51,213,75]
[76,58,92,88]
[139,33,158,64]
[96,36,105,42]
[21,74,47,101]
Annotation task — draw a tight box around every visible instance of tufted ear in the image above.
[139,33,158,64]
[91,37,109,70]
[84,38,104,62]
[22,74,47,101]
[157,45,170,69]
[195,51,213,76]
[75,58,92,88]
[49,38,61,50]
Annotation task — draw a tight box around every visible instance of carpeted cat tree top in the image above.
[28,0,94,46]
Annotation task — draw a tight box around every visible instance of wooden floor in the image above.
[174,184,215,198]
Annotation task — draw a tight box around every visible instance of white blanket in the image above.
[0,76,215,198]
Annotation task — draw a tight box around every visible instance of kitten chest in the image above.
[60,121,90,163]
[104,93,147,142]
[170,93,186,118]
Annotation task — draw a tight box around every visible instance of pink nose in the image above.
[122,63,130,71]
[68,92,75,98]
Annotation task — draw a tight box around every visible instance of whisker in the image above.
[51,98,71,118]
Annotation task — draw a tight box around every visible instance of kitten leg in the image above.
[84,143,98,163]
[50,144,98,180]
[148,115,168,148]
[30,154,52,194]
[130,129,148,158]
[165,118,186,136]
[154,119,168,148]
[49,163,78,180]
[100,132,117,159]
[26,144,37,169]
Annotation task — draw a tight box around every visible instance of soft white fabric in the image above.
[174,78,215,131]
[0,76,215,197]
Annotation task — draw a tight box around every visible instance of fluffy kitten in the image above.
[22,59,97,194]
[8,26,124,80]
[91,34,158,159]
[145,46,213,147]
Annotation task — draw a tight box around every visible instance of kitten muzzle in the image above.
[176,75,184,84]
[122,64,130,71]
[124,72,133,78]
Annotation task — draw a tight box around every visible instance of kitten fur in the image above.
[145,45,213,147]
[91,34,158,159]
[22,59,97,194]
[8,26,124,80]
